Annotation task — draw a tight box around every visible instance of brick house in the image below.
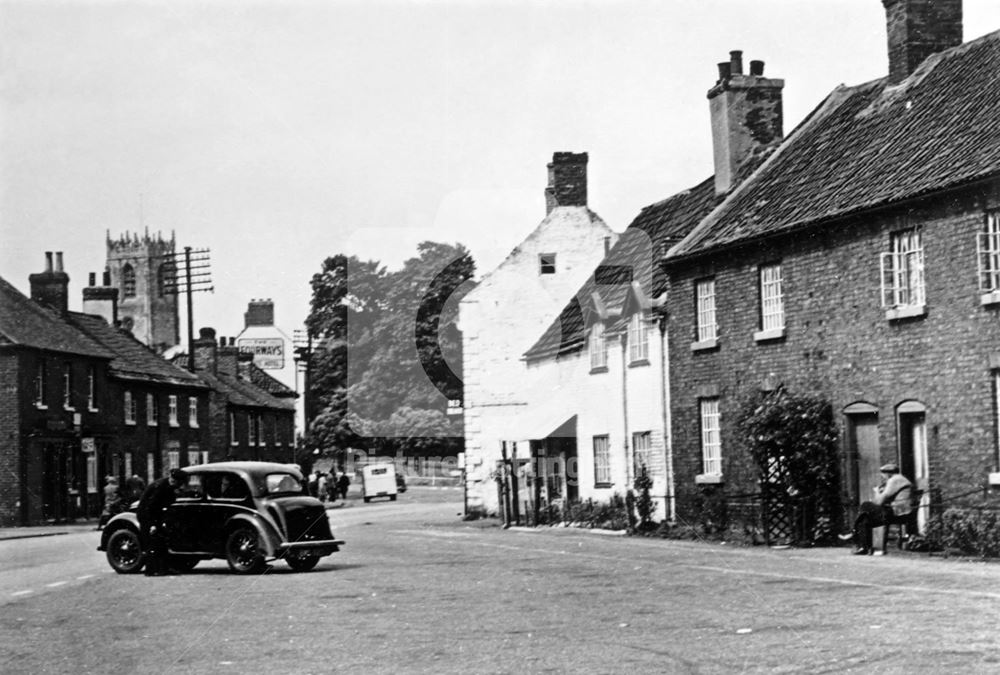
[190,328,296,465]
[663,1,1000,531]
[0,258,114,525]
[459,152,618,514]
[63,309,211,486]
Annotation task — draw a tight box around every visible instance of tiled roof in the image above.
[248,364,297,398]
[197,369,295,411]
[669,30,1000,259]
[0,276,112,359]
[65,312,206,388]
[524,177,718,361]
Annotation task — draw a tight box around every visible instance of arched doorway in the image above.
[843,402,881,525]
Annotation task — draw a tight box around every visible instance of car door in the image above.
[204,472,253,554]
[166,473,210,553]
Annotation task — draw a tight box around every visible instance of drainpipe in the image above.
[659,314,676,521]
[621,334,631,487]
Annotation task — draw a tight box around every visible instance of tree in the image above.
[304,243,475,460]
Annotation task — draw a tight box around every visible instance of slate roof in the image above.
[248,364,297,398]
[669,30,1000,260]
[65,312,206,388]
[524,177,718,361]
[0,276,112,359]
[197,369,295,411]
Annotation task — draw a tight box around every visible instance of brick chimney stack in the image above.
[244,298,275,328]
[193,327,219,375]
[707,51,784,196]
[82,267,119,326]
[882,0,962,85]
[544,152,588,215]
[29,251,70,314]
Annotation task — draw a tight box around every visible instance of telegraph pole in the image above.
[160,246,213,370]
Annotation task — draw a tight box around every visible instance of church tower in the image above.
[105,230,180,353]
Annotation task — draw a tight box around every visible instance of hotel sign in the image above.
[237,337,285,370]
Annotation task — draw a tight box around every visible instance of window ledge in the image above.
[753,327,786,343]
[628,359,650,368]
[690,338,718,352]
[169,422,179,428]
[989,472,1000,486]
[63,405,75,412]
[695,473,724,485]
[88,407,99,413]
[981,291,1000,307]
[885,304,926,321]
[125,420,136,426]
[589,366,609,375]
[594,482,613,489]
[34,403,47,410]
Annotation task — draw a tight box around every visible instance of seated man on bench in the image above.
[840,463,913,555]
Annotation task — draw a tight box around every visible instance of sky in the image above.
[3,0,1000,345]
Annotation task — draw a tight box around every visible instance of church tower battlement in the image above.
[105,229,180,353]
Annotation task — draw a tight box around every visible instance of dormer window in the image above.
[539,253,556,275]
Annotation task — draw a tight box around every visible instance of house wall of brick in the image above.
[666,182,1000,523]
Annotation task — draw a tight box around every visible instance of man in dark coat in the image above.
[137,469,189,576]
[337,472,351,500]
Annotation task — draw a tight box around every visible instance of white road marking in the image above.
[45,581,67,588]
[76,575,94,580]
[11,590,32,596]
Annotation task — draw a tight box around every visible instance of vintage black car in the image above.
[98,462,344,575]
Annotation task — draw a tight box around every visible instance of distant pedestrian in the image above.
[98,476,122,529]
[317,472,329,502]
[325,474,339,503]
[337,472,351,500]
[137,469,189,577]
[125,474,146,504]
[308,471,321,498]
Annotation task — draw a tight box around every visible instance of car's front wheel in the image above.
[106,528,144,574]
[284,551,320,572]
[225,526,266,575]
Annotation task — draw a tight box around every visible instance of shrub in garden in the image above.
[925,508,1000,558]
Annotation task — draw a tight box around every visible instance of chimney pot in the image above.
[729,50,743,76]
[89,272,96,287]
[55,252,63,273]
[45,252,53,272]
[750,60,765,76]
[102,269,111,286]
[717,62,732,82]
[199,327,216,341]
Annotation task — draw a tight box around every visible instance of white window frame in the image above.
[62,363,74,410]
[146,452,155,483]
[699,398,722,478]
[146,393,157,426]
[124,391,136,425]
[539,253,556,275]
[230,412,238,446]
[589,322,607,371]
[695,278,718,346]
[978,211,1000,304]
[188,396,199,428]
[880,228,925,316]
[248,413,258,446]
[87,366,97,411]
[187,449,201,466]
[756,263,785,340]
[86,454,97,493]
[167,451,180,470]
[593,435,611,486]
[633,431,651,477]
[628,313,649,363]
[35,360,47,408]
[168,395,179,427]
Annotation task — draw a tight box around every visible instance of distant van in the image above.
[361,463,398,503]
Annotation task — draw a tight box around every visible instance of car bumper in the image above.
[277,539,345,556]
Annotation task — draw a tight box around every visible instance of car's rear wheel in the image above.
[225,526,266,575]
[284,551,320,572]
[106,528,144,574]
[168,556,199,573]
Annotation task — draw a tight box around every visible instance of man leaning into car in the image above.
[137,469,189,577]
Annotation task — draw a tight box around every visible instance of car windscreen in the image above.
[263,473,305,496]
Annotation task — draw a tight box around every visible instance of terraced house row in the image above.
[462,0,1000,532]
[0,254,295,526]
